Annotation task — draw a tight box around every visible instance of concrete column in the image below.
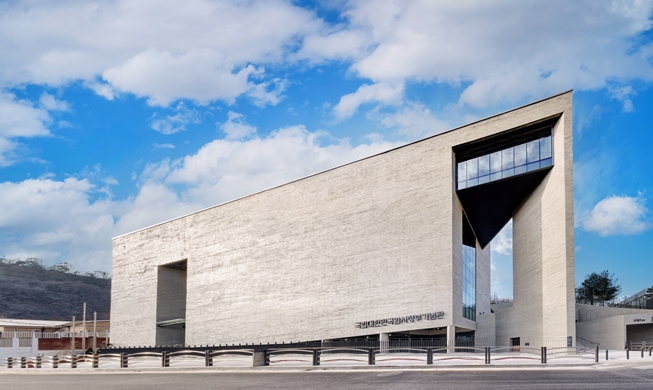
[252,351,267,367]
[31,337,38,353]
[379,333,389,354]
[12,337,19,349]
[447,325,455,353]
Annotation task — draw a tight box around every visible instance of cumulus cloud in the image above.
[582,195,650,236]
[314,0,653,110]
[334,81,404,119]
[150,103,201,134]
[0,0,321,106]
[380,102,449,138]
[39,92,70,112]
[608,85,637,112]
[491,220,513,256]
[219,111,257,140]
[104,49,258,107]
[0,178,115,271]
[0,93,52,166]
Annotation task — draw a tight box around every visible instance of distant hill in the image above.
[0,258,110,321]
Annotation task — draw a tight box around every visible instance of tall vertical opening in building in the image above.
[462,214,477,322]
[156,259,187,346]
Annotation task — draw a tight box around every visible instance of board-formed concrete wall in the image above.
[111,91,574,347]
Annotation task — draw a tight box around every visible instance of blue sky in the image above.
[0,1,652,299]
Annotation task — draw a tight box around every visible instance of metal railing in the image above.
[0,344,613,369]
[0,331,110,339]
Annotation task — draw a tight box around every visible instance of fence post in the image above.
[92,352,99,368]
[541,346,547,364]
[21,357,26,368]
[626,348,630,360]
[36,355,42,369]
[71,354,77,368]
[642,345,645,359]
[427,348,433,365]
[485,347,491,364]
[312,349,320,366]
[650,346,652,357]
[253,350,268,367]
[162,351,169,367]
[368,348,375,365]
[205,350,212,367]
[7,357,12,368]
[53,355,58,368]
[120,352,127,368]
[595,346,599,363]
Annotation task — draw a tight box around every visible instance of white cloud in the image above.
[247,78,287,108]
[39,92,70,112]
[582,195,650,236]
[150,103,201,134]
[0,92,52,166]
[315,0,653,109]
[491,220,513,256]
[334,81,404,119]
[0,0,322,106]
[104,49,258,107]
[0,1,651,113]
[219,112,257,140]
[380,102,449,138]
[0,178,115,271]
[84,80,115,101]
[608,85,637,112]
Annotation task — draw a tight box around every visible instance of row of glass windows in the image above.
[462,244,476,322]
[457,135,553,190]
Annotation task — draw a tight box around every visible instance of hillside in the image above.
[0,258,110,320]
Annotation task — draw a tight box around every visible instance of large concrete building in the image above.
[111,91,576,349]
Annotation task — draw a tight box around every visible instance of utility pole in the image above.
[93,311,97,351]
[71,316,76,351]
[82,302,87,352]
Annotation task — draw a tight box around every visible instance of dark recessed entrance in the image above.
[156,259,187,346]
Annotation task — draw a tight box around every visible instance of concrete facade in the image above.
[576,304,653,350]
[111,92,575,348]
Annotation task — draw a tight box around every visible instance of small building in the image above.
[576,304,653,350]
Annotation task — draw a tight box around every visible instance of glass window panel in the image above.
[478,175,489,184]
[467,178,478,187]
[527,161,540,171]
[527,140,540,163]
[540,157,552,168]
[501,147,514,169]
[478,155,489,177]
[514,143,526,166]
[502,168,514,178]
[540,136,552,159]
[457,162,466,183]
[490,151,501,173]
[490,172,501,181]
[458,181,467,190]
[466,158,478,179]
[515,165,527,175]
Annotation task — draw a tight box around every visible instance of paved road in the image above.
[2,366,653,390]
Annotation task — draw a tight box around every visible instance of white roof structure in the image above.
[0,318,69,328]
